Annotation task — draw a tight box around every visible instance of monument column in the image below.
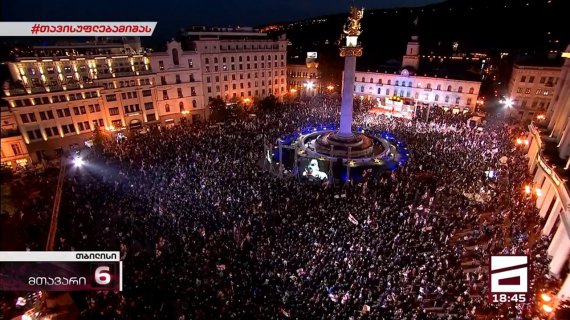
[336,7,364,138]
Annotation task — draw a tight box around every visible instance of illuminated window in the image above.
[525,88,531,94]
[159,61,164,70]
[517,88,523,93]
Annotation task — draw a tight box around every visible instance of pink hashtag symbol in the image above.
[30,24,40,34]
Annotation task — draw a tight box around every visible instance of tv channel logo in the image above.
[489,255,528,303]
[90,264,115,289]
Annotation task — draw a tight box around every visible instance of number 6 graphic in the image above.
[94,266,111,285]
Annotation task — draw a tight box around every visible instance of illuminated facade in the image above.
[2,38,154,161]
[526,124,570,302]
[353,36,481,112]
[151,40,206,125]
[546,45,570,160]
[287,59,321,96]
[0,106,31,168]
[181,27,288,103]
[507,64,561,121]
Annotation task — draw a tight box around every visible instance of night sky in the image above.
[2,0,443,42]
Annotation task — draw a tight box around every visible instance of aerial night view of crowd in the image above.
[1,95,564,319]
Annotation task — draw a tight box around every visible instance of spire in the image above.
[411,16,419,41]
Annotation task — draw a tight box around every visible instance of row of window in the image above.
[26,118,106,140]
[289,72,319,78]
[205,71,285,82]
[21,103,104,124]
[12,91,99,107]
[515,88,551,96]
[204,54,285,64]
[357,77,475,94]
[519,75,557,84]
[163,101,198,113]
[203,62,284,73]
[220,87,285,99]
[357,86,472,105]
[101,78,151,89]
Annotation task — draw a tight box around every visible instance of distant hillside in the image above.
[269,0,568,70]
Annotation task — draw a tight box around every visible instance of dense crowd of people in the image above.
[6,95,562,319]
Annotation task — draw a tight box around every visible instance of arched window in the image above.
[399,90,404,97]
[447,85,452,91]
[469,87,474,94]
[360,86,364,92]
[361,77,365,82]
[172,48,179,65]
[192,100,197,108]
[387,80,391,85]
[445,96,449,103]
[385,89,390,95]
[378,78,383,84]
[427,83,431,89]
[458,86,463,93]
[214,57,218,63]
[455,97,460,104]
[370,78,373,83]
[437,84,441,90]
[179,101,184,112]
[165,104,170,112]
[395,80,399,86]
[377,88,381,94]
[435,94,439,102]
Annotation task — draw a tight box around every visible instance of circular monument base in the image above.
[315,132,375,158]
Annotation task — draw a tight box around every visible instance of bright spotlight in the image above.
[504,98,513,108]
[73,157,84,167]
[304,81,315,90]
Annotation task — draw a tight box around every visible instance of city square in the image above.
[0,0,569,319]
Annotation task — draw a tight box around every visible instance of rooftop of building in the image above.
[357,59,482,83]
[513,53,564,69]
[7,37,147,61]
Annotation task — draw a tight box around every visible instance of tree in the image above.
[257,95,279,111]
[208,97,229,122]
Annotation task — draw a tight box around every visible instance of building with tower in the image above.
[402,35,420,71]
[353,23,481,114]
[353,27,481,114]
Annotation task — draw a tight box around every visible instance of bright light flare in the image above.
[542,304,553,313]
[304,81,315,90]
[326,85,334,91]
[535,188,542,197]
[504,98,513,108]
[541,293,552,302]
[73,157,84,167]
[524,185,531,194]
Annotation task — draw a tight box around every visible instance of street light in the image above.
[304,81,315,90]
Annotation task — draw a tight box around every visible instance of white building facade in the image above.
[353,36,481,112]
[526,45,570,304]
[353,70,481,112]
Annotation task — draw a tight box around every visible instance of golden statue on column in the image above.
[343,6,364,37]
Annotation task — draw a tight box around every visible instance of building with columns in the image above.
[2,31,289,163]
[1,106,31,168]
[2,38,156,162]
[353,33,481,113]
[525,44,570,302]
